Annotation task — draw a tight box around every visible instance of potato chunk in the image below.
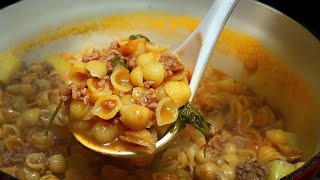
[0,52,21,84]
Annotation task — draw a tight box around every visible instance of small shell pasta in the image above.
[156,97,178,126]
[1,124,19,138]
[120,95,135,106]
[121,38,146,57]
[4,135,23,151]
[166,70,188,81]
[130,66,144,87]
[155,84,168,101]
[110,67,134,92]
[120,129,156,154]
[91,95,122,120]
[39,175,59,180]
[164,81,191,108]
[132,87,146,100]
[119,104,153,130]
[68,117,92,133]
[90,120,120,144]
[136,52,161,67]
[25,152,46,170]
[222,153,239,167]
[85,60,107,78]
[30,131,54,151]
[146,42,168,53]
[142,61,165,87]
[23,167,41,180]
[47,154,67,173]
[223,143,237,154]
[195,162,217,180]
[69,62,90,85]
[87,78,112,102]
[237,149,257,161]
[22,108,40,127]
[69,100,92,120]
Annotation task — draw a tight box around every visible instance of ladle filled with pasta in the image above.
[46,0,238,158]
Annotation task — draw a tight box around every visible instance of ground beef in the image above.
[207,134,227,157]
[143,81,155,89]
[1,143,36,166]
[160,53,184,77]
[126,56,136,70]
[137,88,158,110]
[0,91,15,108]
[97,76,109,87]
[61,84,89,104]
[110,41,120,49]
[236,160,268,180]
[82,48,101,62]
[103,100,116,109]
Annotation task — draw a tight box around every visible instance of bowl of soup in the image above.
[0,0,319,179]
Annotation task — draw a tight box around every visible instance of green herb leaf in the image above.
[129,34,150,42]
[45,100,63,136]
[110,58,129,70]
[172,102,212,140]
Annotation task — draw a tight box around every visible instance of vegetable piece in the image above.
[109,58,128,70]
[0,52,21,84]
[172,102,211,141]
[129,34,150,42]
[44,54,71,74]
[267,160,295,180]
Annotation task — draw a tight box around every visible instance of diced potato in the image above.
[0,52,21,84]
[44,54,71,74]
[267,160,295,180]
[266,129,288,145]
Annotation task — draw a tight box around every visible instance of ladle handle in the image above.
[189,0,238,100]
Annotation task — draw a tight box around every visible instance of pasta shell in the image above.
[85,60,107,78]
[156,97,178,126]
[91,95,122,120]
[87,78,112,103]
[155,84,168,101]
[120,129,156,154]
[136,52,161,67]
[69,100,92,121]
[90,120,120,144]
[130,66,144,87]
[110,67,134,92]
[142,61,165,87]
[26,153,46,170]
[4,135,23,151]
[146,42,168,53]
[119,104,153,130]
[68,62,90,85]
[164,81,191,108]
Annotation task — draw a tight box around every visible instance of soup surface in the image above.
[0,13,311,180]
[0,60,304,180]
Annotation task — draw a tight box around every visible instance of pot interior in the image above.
[0,0,319,178]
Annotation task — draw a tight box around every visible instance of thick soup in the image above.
[0,13,307,180]
[0,52,304,180]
